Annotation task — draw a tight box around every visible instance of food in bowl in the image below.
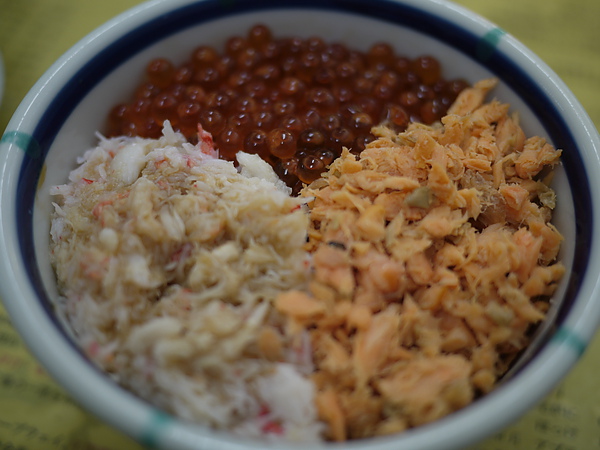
[49,43,566,441]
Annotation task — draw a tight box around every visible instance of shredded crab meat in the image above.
[49,122,323,442]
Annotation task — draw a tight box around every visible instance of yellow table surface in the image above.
[0,1,599,449]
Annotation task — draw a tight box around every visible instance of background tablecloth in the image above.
[0,1,599,449]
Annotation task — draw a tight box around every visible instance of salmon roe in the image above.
[106,24,469,193]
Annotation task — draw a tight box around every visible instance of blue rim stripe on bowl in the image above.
[140,410,174,449]
[550,326,588,357]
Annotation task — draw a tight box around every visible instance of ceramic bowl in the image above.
[1,1,599,449]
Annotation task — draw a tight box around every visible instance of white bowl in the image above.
[1,1,599,449]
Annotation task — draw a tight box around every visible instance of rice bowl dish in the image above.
[2,1,599,449]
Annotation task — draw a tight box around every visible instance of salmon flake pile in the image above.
[277,78,565,440]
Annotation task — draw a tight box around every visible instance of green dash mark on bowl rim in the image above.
[477,27,507,62]
[140,410,174,449]
[550,326,588,357]
[1,131,42,158]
